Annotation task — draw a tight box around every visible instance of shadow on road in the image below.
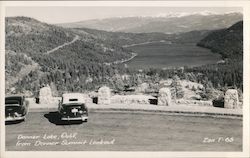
[5,120,24,125]
[44,112,83,125]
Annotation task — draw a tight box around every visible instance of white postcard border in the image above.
[0,1,249,158]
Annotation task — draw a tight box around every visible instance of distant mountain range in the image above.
[58,12,242,34]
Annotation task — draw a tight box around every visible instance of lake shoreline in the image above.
[125,42,222,69]
[104,52,137,66]
[123,40,170,48]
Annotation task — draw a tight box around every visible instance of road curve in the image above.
[46,35,79,54]
[6,111,242,151]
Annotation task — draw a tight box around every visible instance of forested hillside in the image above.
[5,17,133,95]
[6,17,74,55]
[197,21,243,59]
[76,27,210,46]
[191,21,243,90]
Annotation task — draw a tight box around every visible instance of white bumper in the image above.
[5,116,25,122]
[61,116,88,121]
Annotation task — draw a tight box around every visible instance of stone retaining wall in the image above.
[111,95,156,105]
[176,99,212,107]
[36,86,241,109]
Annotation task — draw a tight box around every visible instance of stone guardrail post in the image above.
[39,86,53,104]
[158,88,172,106]
[98,86,111,105]
[224,89,239,109]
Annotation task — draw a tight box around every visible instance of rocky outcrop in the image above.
[135,83,149,93]
[158,88,172,106]
[98,86,111,105]
[224,89,239,109]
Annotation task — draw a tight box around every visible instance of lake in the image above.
[126,42,222,69]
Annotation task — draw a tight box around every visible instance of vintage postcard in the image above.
[0,1,249,158]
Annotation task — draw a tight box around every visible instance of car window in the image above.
[62,103,85,107]
[5,100,20,105]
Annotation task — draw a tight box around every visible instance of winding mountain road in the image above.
[46,35,80,54]
[6,35,80,88]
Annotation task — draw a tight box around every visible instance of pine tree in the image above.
[171,75,184,99]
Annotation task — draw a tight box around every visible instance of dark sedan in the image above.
[5,96,29,122]
[58,93,88,122]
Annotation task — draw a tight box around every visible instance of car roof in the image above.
[62,93,85,104]
[6,95,23,98]
[5,96,23,101]
[5,96,23,105]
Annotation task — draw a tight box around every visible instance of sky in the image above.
[6,7,242,24]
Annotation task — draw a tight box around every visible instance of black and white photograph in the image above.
[0,1,250,157]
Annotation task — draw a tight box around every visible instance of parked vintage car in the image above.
[58,93,88,122]
[5,96,29,122]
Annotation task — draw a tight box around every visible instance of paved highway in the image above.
[6,111,242,151]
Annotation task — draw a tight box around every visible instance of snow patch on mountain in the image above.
[113,11,242,19]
